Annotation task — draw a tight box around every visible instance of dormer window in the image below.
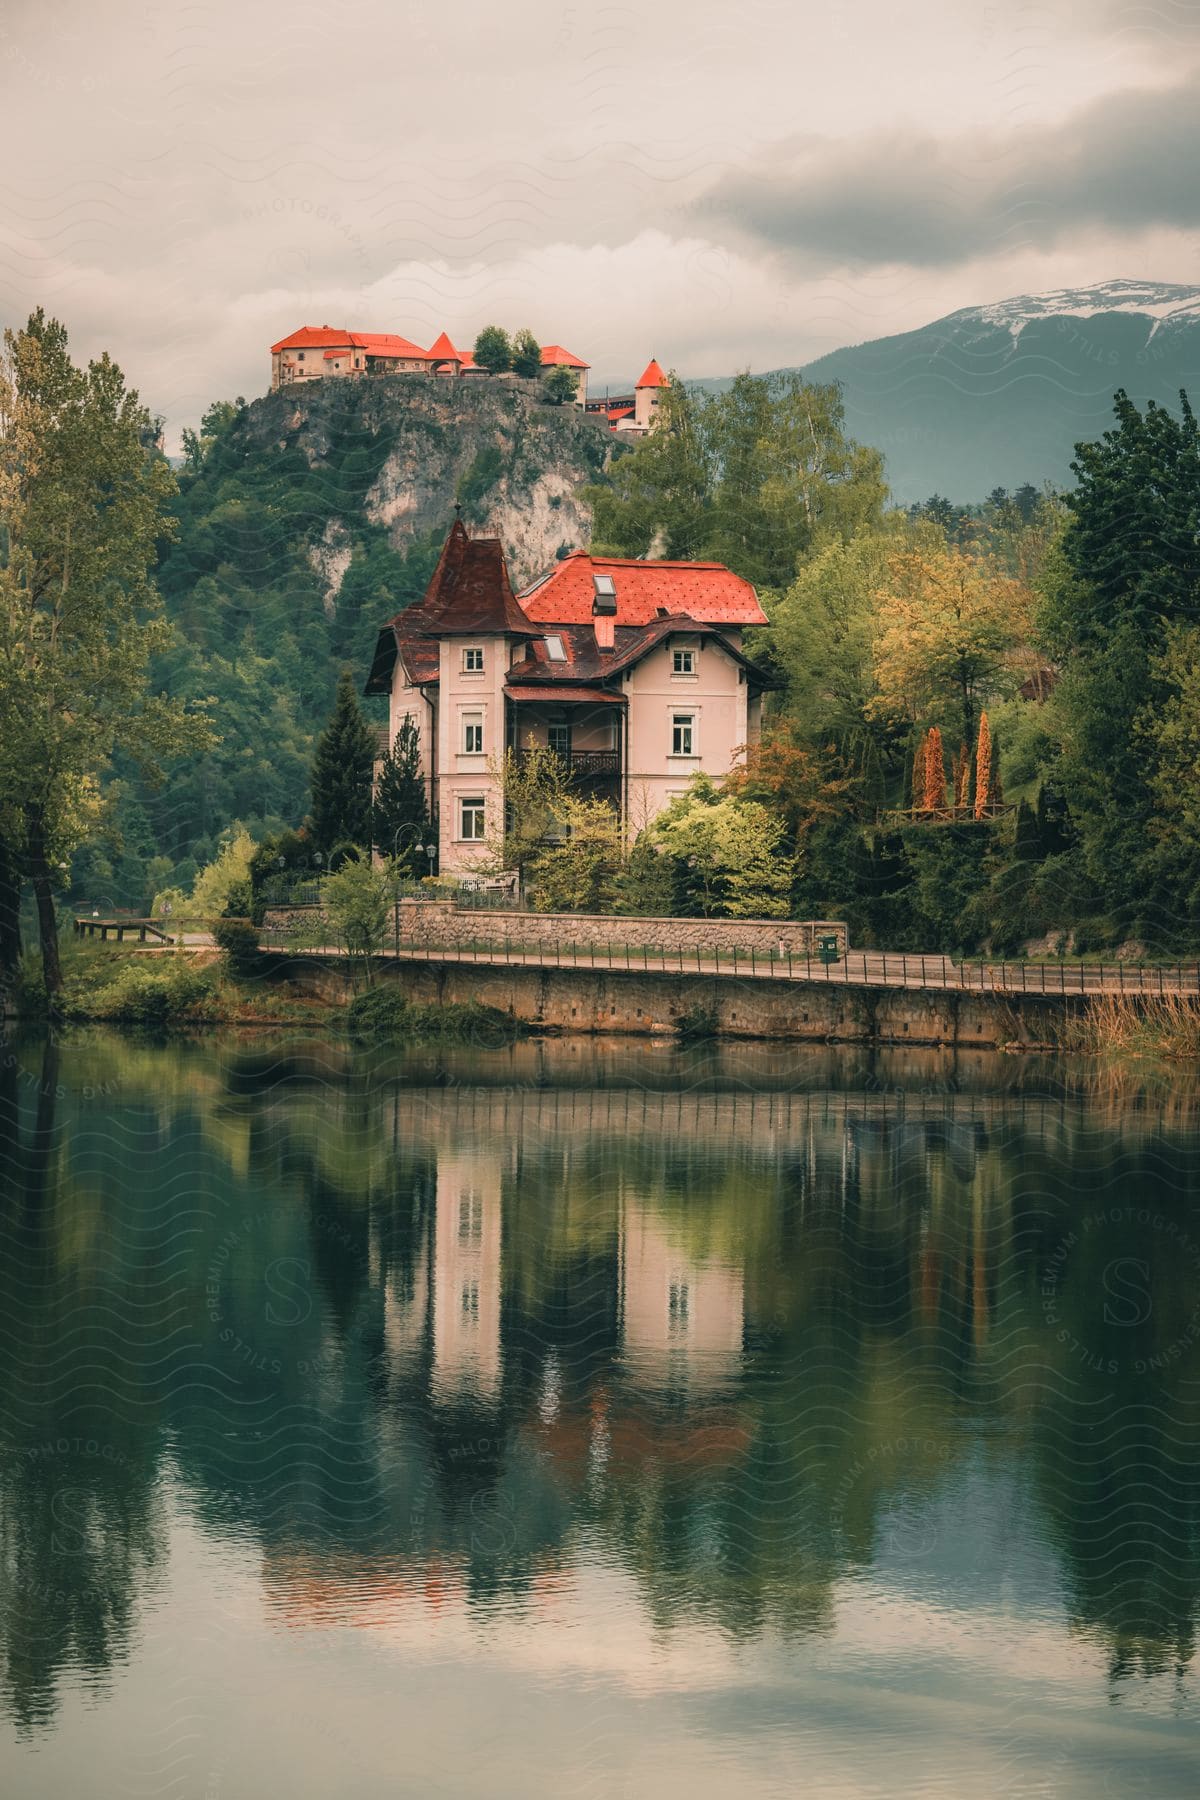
[592,573,617,614]
[463,646,484,673]
[672,648,695,676]
[544,634,567,662]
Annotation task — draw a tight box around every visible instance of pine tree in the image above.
[920,727,946,813]
[309,669,378,857]
[372,716,429,866]
[974,710,992,819]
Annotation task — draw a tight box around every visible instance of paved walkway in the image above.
[262,933,1200,998]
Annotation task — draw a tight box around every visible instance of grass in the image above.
[1061,993,1200,1060]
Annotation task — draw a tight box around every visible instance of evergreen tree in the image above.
[308,669,377,857]
[1039,389,1200,916]
[510,329,542,380]
[372,716,429,866]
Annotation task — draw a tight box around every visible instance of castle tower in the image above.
[634,358,667,431]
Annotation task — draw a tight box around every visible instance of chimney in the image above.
[592,571,617,652]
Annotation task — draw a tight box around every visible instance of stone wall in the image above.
[260,952,1072,1049]
[261,898,849,959]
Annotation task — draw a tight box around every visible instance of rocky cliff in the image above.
[241,372,611,591]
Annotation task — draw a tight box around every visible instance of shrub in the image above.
[82,959,216,1026]
[675,1003,721,1042]
[212,917,263,979]
[347,987,523,1044]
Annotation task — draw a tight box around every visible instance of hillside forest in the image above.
[4,310,1200,971]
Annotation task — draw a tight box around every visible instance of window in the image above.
[672,712,695,756]
[672,648,695,676]
[459,796,486,840]
[547,723,572,759]
[297,351,305,361]
[463,646,484,672]
[462,713,484,754]
[544,634,567,662]
[592,572,617,614]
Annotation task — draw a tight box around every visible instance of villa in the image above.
[364,518,771,875]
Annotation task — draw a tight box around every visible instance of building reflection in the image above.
[2,1031,1200,1728]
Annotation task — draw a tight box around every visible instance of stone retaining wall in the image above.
[260,952,1071,1049]
[263,900,848,958]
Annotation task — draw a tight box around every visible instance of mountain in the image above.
[696,280,1200,502]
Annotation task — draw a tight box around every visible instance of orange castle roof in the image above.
[636,358,667,389]
[540,344,589,369]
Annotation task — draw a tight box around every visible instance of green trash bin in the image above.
[818,933,840,966]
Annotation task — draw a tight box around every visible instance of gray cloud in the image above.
[694,72,1200,270]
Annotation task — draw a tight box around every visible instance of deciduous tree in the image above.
[0,311,210,994]
[510,329,542,380]
[472,326,512,375]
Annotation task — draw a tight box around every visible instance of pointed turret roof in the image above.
[636,358,667,389]
[426,331,462,361]
[407,519,533,637]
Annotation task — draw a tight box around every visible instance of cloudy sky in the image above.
[3,0,1199,446]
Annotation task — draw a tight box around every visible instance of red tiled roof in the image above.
[636,358,667,389]
[426,331,461,361]
[272,325,356,353]
[508,685,625,705]
[520,552,766,628]
[360,332,427,359]
[540,344,589,369]
[606,406,635,422]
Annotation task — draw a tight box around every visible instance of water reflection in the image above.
[1,1029,1198,1787]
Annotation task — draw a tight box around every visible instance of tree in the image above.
[472,326,512,375]
[308,668,377,858]
[974,711,993,819]
[0,311,210,994]
[528,797,623,913]
[918,727,946,813]
[1036,391,1200,917]
[180,397,245,475]
[487,741,574,886]
[510,329,542,381]
[724,719,855,851]
[321,854,396,984]
[589,371,886,590]
[652,777,795,918]
[870,542,1032,752]
[543,364,579,405]
[372,716,429,867]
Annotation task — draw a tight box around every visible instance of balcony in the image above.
[517,746,620,780]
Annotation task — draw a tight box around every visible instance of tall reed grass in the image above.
[1062,992,1200,1060]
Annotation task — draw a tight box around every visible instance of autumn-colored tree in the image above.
[869,543,1033,751]
[920,727,946,813]
[953,742,970,811]
[724,719,855,846]
[974,711,992,819]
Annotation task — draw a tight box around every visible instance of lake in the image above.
[1,1029,1198,1797]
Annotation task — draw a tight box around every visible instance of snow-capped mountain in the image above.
[699,280,1200,502]
[966,279,1200,339]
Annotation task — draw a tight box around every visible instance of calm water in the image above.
[1,1030,1199,1798]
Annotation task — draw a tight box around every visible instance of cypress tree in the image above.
[974,711,992,819]
[309,669,377,857]
[373,716,430,865]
